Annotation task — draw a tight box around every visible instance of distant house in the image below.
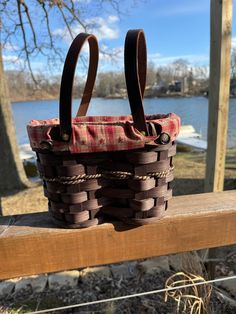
[168,80,181,93]
[152,81,167,94]
[203,78,236,97]
[230,78,236,95]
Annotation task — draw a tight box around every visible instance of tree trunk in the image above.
[0,44,30,195]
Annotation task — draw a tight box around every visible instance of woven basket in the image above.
[27,30,180,228]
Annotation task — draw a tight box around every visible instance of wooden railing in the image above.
[1,190,236,280]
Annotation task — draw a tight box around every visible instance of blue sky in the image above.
[2,0,236,74]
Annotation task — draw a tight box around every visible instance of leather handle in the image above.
[124,29,148,135]
[59,33,99,141]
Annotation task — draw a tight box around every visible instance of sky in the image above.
[2,0,236,75]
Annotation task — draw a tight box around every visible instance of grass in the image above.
[0,295,65,314]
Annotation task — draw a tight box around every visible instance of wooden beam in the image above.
[1,191,236,280]
[205,0,232,192]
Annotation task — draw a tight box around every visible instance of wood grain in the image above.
[1,190,236,280]
[205,0,232,192]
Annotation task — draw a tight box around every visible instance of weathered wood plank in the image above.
[205,0,232,192]
[0,191,236,280]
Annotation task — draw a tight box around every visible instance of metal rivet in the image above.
[62,133,70,141]
[159,133,170,144]
[40,141,53,150]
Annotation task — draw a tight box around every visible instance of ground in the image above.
[1,267,236,313]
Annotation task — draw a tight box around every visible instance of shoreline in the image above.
[12,96,58,103]
[12,94,204,103]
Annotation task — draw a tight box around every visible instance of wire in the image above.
[26,274,236,314]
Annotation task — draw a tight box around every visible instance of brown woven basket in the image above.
[28,30,180,228]
[37,141,175,228]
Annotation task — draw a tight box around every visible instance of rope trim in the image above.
[41,166,174,185]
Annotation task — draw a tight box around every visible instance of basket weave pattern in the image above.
[36,141,175,227]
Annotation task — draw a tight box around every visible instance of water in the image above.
[12,96,236,147]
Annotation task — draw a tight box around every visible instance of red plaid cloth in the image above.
[27,113,180,153]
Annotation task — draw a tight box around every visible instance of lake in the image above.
[12,96,236,147]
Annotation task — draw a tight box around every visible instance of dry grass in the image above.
[1,184,47,216]
[175,147,236,180]
[165,272,212,314]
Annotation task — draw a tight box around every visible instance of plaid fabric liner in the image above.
[27,113,180,153]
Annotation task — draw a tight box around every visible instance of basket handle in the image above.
[124,29,148,135]
[59,33,99,141]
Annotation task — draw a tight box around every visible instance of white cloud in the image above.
[86,16,119,40]
[2,43,19,51]
[107,15,119,23]
[148,53,209,66]
[52,28,67,38]
[2,54,25,72]
[87,47,209,72]
[96,44,123,71]
[232,37,236,49]
[99,44,123,61]
[52,14,120,73]
[3,54,52,74]
[3,55,21,63]
[53,15,120,43]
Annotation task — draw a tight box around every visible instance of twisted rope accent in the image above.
[41,166,174,184]
[58,174,102,185]
[102,170,133,180]
[148,166,174,178]
[133,175,149,181]
[59,178,86,185]
[41,174,102,185]
[60,174,102,180]
[41,177,58,182]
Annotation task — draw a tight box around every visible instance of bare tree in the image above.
[96,71,126,97]
[146,62,156,87]
[156,59,190,85]
[156,65,174,84]
[0,0,131,195]
[171,59,189,80]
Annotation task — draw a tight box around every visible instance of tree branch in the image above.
[37,0,53,48]
[2,0,133,85]
[57,4,74,40]
[20,0,38,50]
[62,1,87,31]
[16,0,37,84]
